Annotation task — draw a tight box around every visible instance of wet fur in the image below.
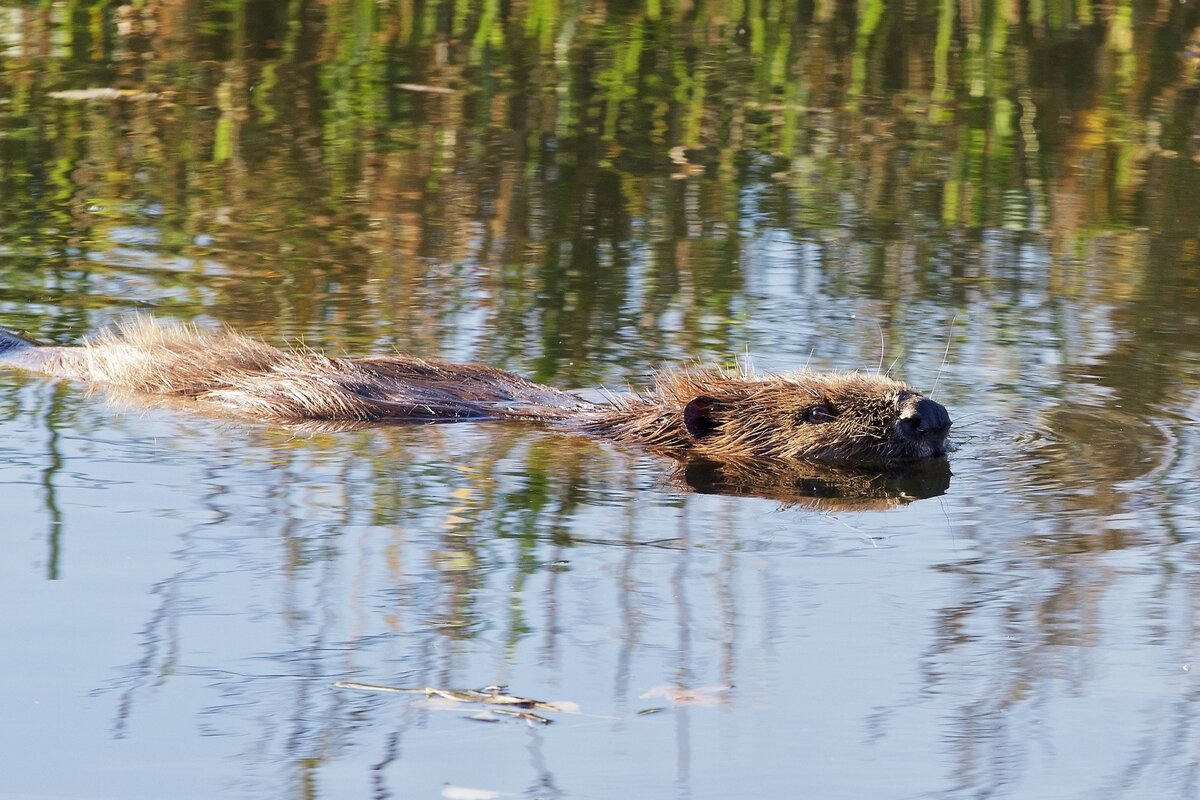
[31,318,585,422]
[0,318,950,466]
[581,368,939,463]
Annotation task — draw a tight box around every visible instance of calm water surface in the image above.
[2,2,1200,798]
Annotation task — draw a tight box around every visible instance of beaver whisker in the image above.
[929,314,957,400]
[0,317,953,467]
[876,321,886,375]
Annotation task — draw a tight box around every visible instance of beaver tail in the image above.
[5,317,589,424]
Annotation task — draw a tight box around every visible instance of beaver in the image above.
[0,317,951,466]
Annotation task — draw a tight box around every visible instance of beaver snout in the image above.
[898,396,952,456]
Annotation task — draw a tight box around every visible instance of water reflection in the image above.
[0,0,1199,798]
[0,0,1195,374]
[678,456,952,509]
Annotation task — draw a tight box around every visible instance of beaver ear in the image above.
[683,396,723,438]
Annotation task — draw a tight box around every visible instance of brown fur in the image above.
[580,368,949,463]
[0,318,951,466]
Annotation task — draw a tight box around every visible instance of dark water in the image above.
[2,2,1200,798]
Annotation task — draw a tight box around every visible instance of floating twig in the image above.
[335,681,578,725]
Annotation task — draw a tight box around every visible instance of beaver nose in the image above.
[899,396,952,442]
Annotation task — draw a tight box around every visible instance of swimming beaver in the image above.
[0,318,951,466]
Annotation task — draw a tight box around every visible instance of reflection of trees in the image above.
[914,213,1200,791]
[914,490,1200,795]
[913,290,1200,796]
[70,417,765,796]
[0,0,1196,378]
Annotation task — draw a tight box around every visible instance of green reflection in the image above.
[0,0,1194,383]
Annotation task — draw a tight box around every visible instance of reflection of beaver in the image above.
[678,456,953,509]
[0,318,951,466]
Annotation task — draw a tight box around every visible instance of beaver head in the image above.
[583,369,952,466]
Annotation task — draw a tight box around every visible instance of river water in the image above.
[2,2,1200,798]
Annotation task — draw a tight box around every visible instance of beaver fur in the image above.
[0,318,952,466]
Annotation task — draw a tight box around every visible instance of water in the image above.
[2,2,1200,798]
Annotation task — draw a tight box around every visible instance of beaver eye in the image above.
[801,404,836,424]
